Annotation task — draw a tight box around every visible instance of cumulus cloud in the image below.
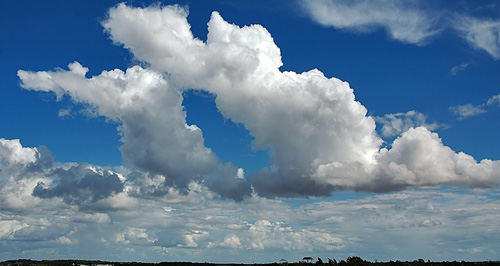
[0,138,139,212]
[32,163,125,205]
[4,3,500,262]
[17,63,230,194]
[300,0,441,45]
[375,110,440,138]
[17,4,500,200]
[100,4,382,197]
[316,127,500,192]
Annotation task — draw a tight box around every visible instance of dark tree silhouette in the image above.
[328,258,338,266]
[346,256,366,266]
[303,257,314,263]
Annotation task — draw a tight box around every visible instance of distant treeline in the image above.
[1,258,499,266]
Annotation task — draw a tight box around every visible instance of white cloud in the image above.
[375,110,439,138]
[0,220,29,240]
[449,103,487,119]
[487,94,500,106]
[17,4,500,199]
[314,127,500,191]
[100,4,381,197]
[454,15,500,60]
[18,63,221,192]
[449,93,500,119]
[3,2,500,262]
[0,138,37,165]
[449,62,471,76]
[300,0,441,45]
[301,0,500,60]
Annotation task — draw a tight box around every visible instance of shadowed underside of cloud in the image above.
[301,0,500,59]
[15,3,500,202]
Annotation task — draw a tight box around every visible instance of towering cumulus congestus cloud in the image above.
[19,4,500,199]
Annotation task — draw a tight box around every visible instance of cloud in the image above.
[449,62,471,75]
[487,94,500,106]
[454,15,500,60]
[18,63,226,193]
[17,4,500,201]
[32,163,125,205]
[0,138,38,166]
[300,0,442,45]
[301,0,500,60]
[1,139,499,262]
[100,4,382,197]
[375,110,440,138]
[4,3,500,262]
[449,93,500,119]
[449,103,487,119]
[314,127,500,192]
[0,138,129,211]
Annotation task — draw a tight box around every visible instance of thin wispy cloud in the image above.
[450,62,472,76]
[454,15,500,60]
[301,0,500,60]
[300,0,441,45]
[449,94,500,120]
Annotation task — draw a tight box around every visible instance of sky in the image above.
[1,0,500,263]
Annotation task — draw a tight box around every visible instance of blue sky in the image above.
[1,0,500,263]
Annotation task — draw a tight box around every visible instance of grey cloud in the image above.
[247,168,334,198]
[32,163,125,205]
[203,162,252,201]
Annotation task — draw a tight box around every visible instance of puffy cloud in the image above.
[18,63,222,192]
[315,127,500,192]
[101,4,381,197]
[0,138,130,211]
[0,138,37,166]
[17,4,500,200]
[0,220,28,240]
[32,163,125,205]
[375,110,440,138]
[4,2,500,262]
[300,0,441,45]
[101,4,500,196]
